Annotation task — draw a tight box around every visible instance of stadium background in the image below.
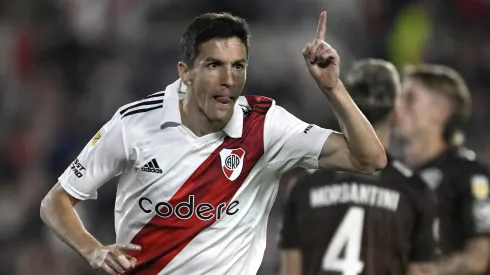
[0,0,489,274]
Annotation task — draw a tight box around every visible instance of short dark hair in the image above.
[344,59,400,125]
[403,64,471,145]
[180,12,251,66]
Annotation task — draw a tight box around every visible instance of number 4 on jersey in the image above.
[322,207,365,275]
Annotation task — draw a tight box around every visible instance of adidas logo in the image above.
[142,159,162,174]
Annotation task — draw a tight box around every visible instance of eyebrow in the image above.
[203,58,247,63]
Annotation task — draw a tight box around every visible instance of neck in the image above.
[179,96,226,137]
[404,131,447,168]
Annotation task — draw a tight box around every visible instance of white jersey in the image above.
[59,79,332,275]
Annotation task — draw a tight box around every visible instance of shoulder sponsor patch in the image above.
[473,200,490,233]
[471,175,489,200]
[91,128,105,146]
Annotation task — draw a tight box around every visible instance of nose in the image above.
[221,66,235,89]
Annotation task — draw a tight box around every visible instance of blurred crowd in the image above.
[0,0,489,274]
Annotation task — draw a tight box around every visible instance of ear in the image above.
[438,104,452,124]
[388,111,397,125]
[178,62,192,86]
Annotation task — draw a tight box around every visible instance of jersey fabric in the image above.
[415,146,490,255]
[58,79,333,275]
[280,155,437,275]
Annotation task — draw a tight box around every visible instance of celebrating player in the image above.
[395,64,490,275]
[279,59,437,275]
[40,12,386,275]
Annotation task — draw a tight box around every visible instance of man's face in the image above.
[395,78,445,140]
[184,37,247,123]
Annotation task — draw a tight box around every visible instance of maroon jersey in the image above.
[414,147,490,274]
[279,155,437,275]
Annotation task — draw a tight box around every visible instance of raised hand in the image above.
[303,11,340,91]
[86,243,140,274]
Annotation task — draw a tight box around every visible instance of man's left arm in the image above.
[435,238,489,275]
[302,11,386,174]
[436,172,490,275]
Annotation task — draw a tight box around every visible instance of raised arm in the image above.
[303,12,386,174]
[316,84,386,173]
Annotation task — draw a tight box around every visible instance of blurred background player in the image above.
[279,59,437,275]
[395,64,490,275]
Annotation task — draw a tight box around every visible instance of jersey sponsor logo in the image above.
[70,158,86,178]
[471,175,489,200]
[141,159,162,174]
[219,148,246,181]
[138,195,239,220]
[91,129,105,146]
[309,182,400,211]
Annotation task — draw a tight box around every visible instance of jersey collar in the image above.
[161,79,243,138]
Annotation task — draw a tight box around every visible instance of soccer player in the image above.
[279,59,437,275]
[40,12,386,275]
[395,64,490,274]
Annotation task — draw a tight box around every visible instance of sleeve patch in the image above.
[91,128,106,147]
[471,175,489,200]
[473,200,490,233]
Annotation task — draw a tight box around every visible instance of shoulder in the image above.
[385,153,418,181]
[387,155,431,193]
[388,155,415,178]
[239,95,308,126]
[452,148,490,198]
[448,146,490,179]
[238,95,274,115]
[454,146,477,162]
[118,91,165,119]
[115,91,166,127]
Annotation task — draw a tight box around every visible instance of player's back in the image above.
[280,155,436,275]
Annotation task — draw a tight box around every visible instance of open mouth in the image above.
[213,96,234,105]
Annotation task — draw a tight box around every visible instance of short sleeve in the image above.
[58,112,128,200]
[461,171,490,237]
[409,181,438,262]
[279,183,301,249]
[264,104,332,173]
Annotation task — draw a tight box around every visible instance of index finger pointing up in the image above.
[316,11,327,41]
